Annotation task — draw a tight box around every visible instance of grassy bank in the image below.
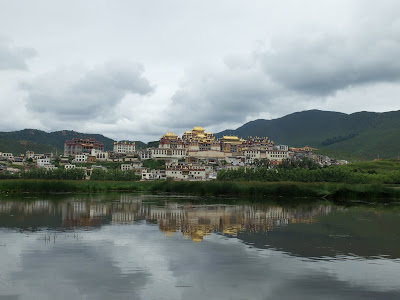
[0,179,399,202]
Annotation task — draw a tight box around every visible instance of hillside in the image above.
[215,110,400,159]
[0,138,61,156]
[0,129,153,155]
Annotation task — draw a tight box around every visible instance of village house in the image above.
[165,163,206,181]
[0,152,13,160]
[138,149,152,160]
[12,157,24,165]
[121,164,134,171]
[59,157,70,165]
[25,150,35,160]
[37,157,51,167]
[91,149,108,161]
[43,164,57,170]
[73,154,88,163]
[141,169,166,180]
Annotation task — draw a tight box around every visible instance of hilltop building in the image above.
[165,163,206,181]
[220,135,245,153]
[151,132,186,159]
[113,141,135,154]
[64,138,104,156]
[183,126,220,152]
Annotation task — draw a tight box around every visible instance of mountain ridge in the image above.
[0,129,149,155]
[1,109,399,159]
[215,109,400,159]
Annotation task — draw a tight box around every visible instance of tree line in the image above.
[20,168,86,180]
[90,169,141,181]
[217,165,400,184]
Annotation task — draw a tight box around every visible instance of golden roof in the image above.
[193,126,204,131]
[164,132,176,136]
[222,135,240,140]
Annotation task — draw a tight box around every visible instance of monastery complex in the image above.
[1,126,341,181]
[142,126,289,164]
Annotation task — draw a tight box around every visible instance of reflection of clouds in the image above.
[1,224,400,299]
[162,235,400,300]
[4,236,150,300]
[1,195,400,299]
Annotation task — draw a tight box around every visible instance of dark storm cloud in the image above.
[163,8,400,133]
[0,38,36,70]
[22,62,154,122]
[165,65,281,130]
[259,24,400,95]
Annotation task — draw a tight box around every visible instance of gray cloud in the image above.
[22,62,154,124]
[159,4,400,135]
[164,64,282,132]
[259,19,400,95]
[0,38,36,70]
[1,1,400,140]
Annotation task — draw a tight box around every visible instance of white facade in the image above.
[91,149,108,161]
[1,153,13,159]
[113,141,135,154]
[139,149,152,160]
[275,145,289,151]
[266,150,289,161]
[37,158,51,167]
[26,151,35,160]
[244,149,289,164]
[142,169,166,180]
[166,165,206,181]
[43,164,57,170]
[121,164,133,171]
[151,148,186,159]
[34,154,44,160]
[73,154,88,162]
[64,164,76,169]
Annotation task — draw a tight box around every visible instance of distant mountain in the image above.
[215,109,400,159]
[2,109,400,159]
[0,129,115,155]
[0,128,153,155]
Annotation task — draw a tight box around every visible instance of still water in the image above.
[0,193,399,300]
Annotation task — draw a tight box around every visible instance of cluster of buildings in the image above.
[0,126,347,179]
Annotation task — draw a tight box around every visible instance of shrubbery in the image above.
[217,166,400,184]
[20,168,85,180]
[90,169,140,181]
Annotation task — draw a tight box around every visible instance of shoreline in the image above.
[0,179,399,202]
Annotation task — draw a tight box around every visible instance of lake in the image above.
[0,193,399,299]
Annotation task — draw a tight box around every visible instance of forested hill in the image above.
[0,129,115,154]
[0,128,157,155]
[215,109,400,159]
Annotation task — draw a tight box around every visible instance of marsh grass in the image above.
[0,179,399,202]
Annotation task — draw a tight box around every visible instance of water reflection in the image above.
[1,194,400,259]
[0,194,335,241]
[0,194,400,299]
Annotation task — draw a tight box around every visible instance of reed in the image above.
[0,179,399,202]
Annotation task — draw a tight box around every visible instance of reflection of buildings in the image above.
[0,195,336,243]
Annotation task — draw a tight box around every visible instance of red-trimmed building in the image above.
[64,138,104,156]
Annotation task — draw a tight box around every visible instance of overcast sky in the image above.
[1,0,400,142]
